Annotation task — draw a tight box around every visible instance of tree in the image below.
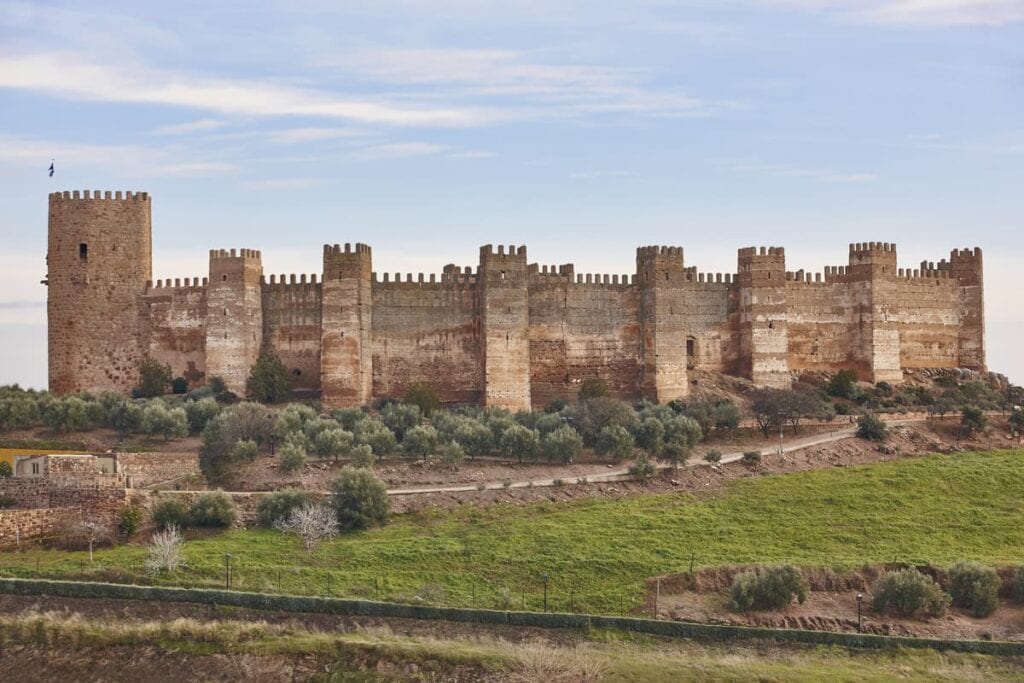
[314,428,353,461]
[781,388,829,434]
[871,569,950,617]
[595,425,634,462]
[403,424,440,457]
[404,382,440,417]
[499,424,541,464]
[0,461,12,477]
[381,403,421,440]
[245,349,292,403]
[184,397,220,434]
[189,490,236,528]
[749,387,786,437]
[279,440,307,473]
[856,412,888,442]
[107,399,143,436]
[256,489,313,527]
[329,467,389,530]
[232,438,259,461]
[441,441,465,470]
[578,377,610,401]
[118,506,143,537]
[628,454,656,482]
[275,503,339,550]
[146,524,184,575]
[542,425,584,464]
[355,419,397,456]
[0,395,40,431]
[140,402,188,440]
[948,561,1000,618]
[350,443,376,468]
[137,358,172,398]
[151,498,190,530]
[729,566,809,612]
[634,417,665,456]
[453,421,493,459]
[960,405,987,437]
[704,450,722,463]
[826,369,859,399]
[1012,409,1024,434]
[171,376,189,394]
[569,397,637,445]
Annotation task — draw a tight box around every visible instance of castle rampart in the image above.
[45,192,986,408]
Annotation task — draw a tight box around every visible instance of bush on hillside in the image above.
[871,568,950,617]
[245,350,292,403]
[117,506,143,537]
[577,377,610,401]
[349,443,376,468]
[140,402,188,440]
[441,441,465,470]
[729,565,809,612]
[960,405,987,437]
[403,425,440,457]
[827,369,859,399]
[542,425,583,464]
[595,424,634,462]
[704,450,722,463]
[569,396,637,445]
[190,491,236,528]
[381,403,421,440]
[947,561,1000,618]
[404,382,440,417]
[314,428,353,461]
[329,467,389,530]
[354,419,397,456]
[628,454,656,482]
[634,417,665,456]
[137,358,172,398]
[856,412,888,442]
[0,395,41,431]
[499,424,541,464]
[279,440,307,473]
[184,397,220,434]
[256,489,313,527]
[151,498,191,530]
[742,450,762,465]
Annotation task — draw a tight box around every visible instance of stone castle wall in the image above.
[46,192,986,409]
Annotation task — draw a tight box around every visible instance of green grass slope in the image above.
[4,449,1023,614]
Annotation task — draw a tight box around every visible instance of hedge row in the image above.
[2,577,1022,656]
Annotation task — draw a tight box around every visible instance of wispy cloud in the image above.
[265,127,370,144]
[0,52,498,127]
[732,160,879,183]
[350,142,448,160]
[448,150,494,159]
[154,119,227,135]
[569,170,638,179]
[240,178,328,190]
[755,0,1024,26]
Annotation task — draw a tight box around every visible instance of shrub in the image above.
[403,424,440,457]
[634,416,666,455]
[189,490,236,528]
[1013,566,1024,602]
[117,506,143,537]
[827,369,859,399]
[856,412,888,442]
[947,561,1000,618]
[184,397,220,434]
[146,524,184,575]
[453,421,493,459]
[499,424,541,463]
[742,450,762,465]
[542,425,583,464]
[245,350,292,403]
[1011,409,1024,434]
[545,399,568,413]
[232,438,259,461]
[0,461,11,477]
[713,400,741,434]
[171,376,188,394]
[704,450,722,464]
[570,397,637,446]
[441,441,465,470]
[279,440,307,473]
[350,443,376,468]
[40,396,97,433]
[331,407,368,432]
[151,498,190,530]
[137,358,172,397]
[355,419,397,456]
[256,489,313,527]
[595,425,634,462]
[628,454,656,482]
[0,395,41,431]
[106,398,142,436]
[314,428,353,461]
[404,382,440,417]
[381,403,421,440]
[729,565,809,612]
[275,503,339,550]
[329,467,389,530]
[140,402,188,440]
[578,377,610,401]
[871,568,950,617]
[960,405,987,436]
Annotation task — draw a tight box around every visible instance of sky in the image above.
[0,0,1021,388]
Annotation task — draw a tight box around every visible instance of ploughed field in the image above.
[4,449,1023,615]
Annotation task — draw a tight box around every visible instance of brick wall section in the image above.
[0,507,81,547]
[47,191,987,405]
[114,452,202,488]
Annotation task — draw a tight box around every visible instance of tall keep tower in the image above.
[636,246,689,402]
[479,245,531,411]
[46,190,152,393]
[321,243,373,408]
[737,246,790,388]
[206,249,263,394]
[847,242,902,383]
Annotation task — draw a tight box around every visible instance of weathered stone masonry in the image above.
[46,191,985,410]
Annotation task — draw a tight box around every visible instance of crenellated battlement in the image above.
[849,241,895,255]
[209,248,261,261]
[145,276,207,292]
[480,244,527,258]
[738,246,785,258]
[324,242,372,256]
[689,271,735,285]
[262,273,320,287]
[50,190,150,202]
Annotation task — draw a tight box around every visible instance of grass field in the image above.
[2,609,1022,681]
[3,449,1023,614]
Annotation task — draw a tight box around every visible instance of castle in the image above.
[45,190,985,410]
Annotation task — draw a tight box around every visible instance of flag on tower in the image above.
[48,161,54,177]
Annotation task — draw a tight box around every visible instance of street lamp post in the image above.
[856,592,864,632]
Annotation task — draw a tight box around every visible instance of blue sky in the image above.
[1,0,1022,387]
